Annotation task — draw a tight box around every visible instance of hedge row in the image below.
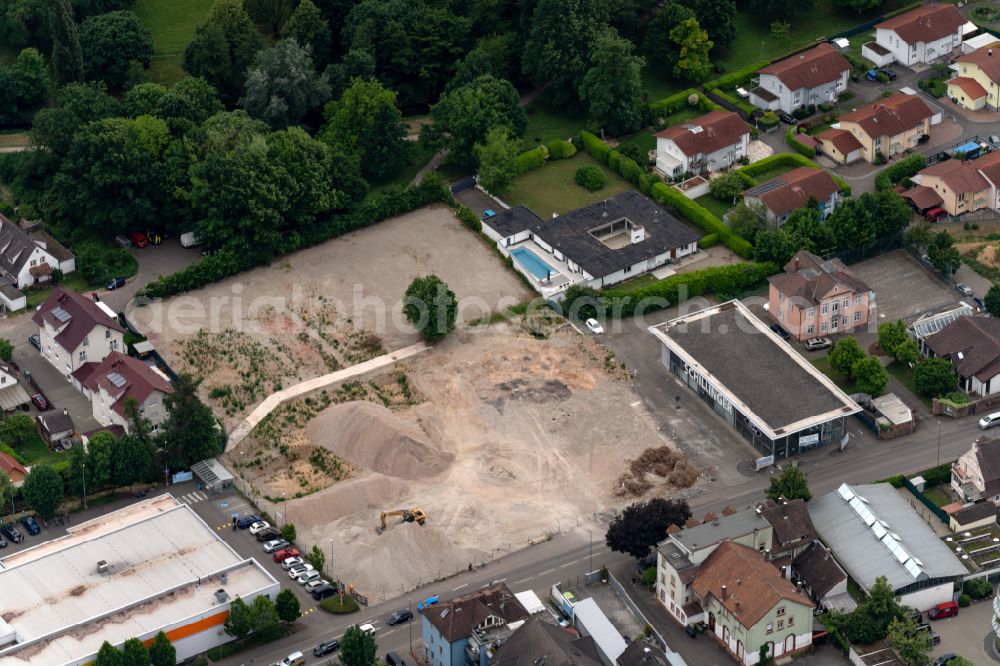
[580,130,610,163]
[563,261,778,317]
[785,127,817,158]
[703,60,771,92]
[710,88,755,116]
[737,151,851,196]
[516,145,548,173]
[698,234,720,248]
[648,89,721,118]
[455,204,482,232]
[140,176,453,298]
[881,1,923,20]
[874,153,926,191]
[546,139,577,160]
[649,182,753,258]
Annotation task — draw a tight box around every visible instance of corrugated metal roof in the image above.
[0,383,30,411]
[572,598,627,663]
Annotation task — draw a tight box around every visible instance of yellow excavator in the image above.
[376,508,427,534]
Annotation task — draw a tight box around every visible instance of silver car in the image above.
[803,337,832,351]
[263,539,289,553]
[956,283,974,297]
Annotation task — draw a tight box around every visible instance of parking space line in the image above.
[452,583,468,591]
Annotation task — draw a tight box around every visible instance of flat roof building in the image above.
[0,494,279,666]
[648,300,860,459]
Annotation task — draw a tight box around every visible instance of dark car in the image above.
[0,533,7,548]
[314,640,340,657]
[778,112,797,125]
[685,624,697,638]
[769,323,791,341]
[20,516,40,536]
[28,334,40,351]
[105,276,126,290]
[311,584,337,600]
[31,394,47,410]
[0,523,23,543]
[932,654,957,666]
[387,608,413,625]
[915,623,940,645]
[255,527,281,542]
[235,514,262,529]
[877,68,897,81]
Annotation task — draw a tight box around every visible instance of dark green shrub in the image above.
[703,61,771,90]
[580,131,610,163]
[545,139,577,160]
[786,127,816,158]
[958,594,971,608]
[608,150,622,171]
[874,154,927,191]
[964,578,993,599]
[515,146,548,173]
[759,112,779,128]
[921,463,951,487]
[455,204,482,232]
[698,234,720,248]
[575,166,606,191]
[638,172,661,195]
[648,89,699,117]
[319,595,359,613]
[617,157,642,186]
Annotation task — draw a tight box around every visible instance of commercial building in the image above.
[809,483,967,610]
[872,4,965,66]
[654,111,750,179]
[648,300,861,459]
[749,43,850,114]
[0,494,279,666]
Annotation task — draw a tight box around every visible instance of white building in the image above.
[33,288,125,387]
[0,494,280,666]
[82,352,173,433]
[923,315,1000,397]
[873,4,965,66]
[654,111,750,179]
[749,43,850,114]
[0,215,75,311]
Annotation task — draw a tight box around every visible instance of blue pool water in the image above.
[511,247,556,280]
[954,140,980,154]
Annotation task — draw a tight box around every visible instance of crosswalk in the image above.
[176,490,207,505]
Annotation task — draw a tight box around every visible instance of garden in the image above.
[504,152,634,217]
[134,0,213,84]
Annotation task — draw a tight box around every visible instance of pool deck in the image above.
[507,239,577,297]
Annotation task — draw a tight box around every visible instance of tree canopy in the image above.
[913,357,958,398]
[159,373,225,469]
[22,463,64,519]
[404,275,458,342]
[340,625,378,666]
[765,465,811,502]
[605,497,691,558]
[320,77,407,182]
[579,30,646,137]
[183,0,264,104]
[240,38,331,128]
[51,0,83,86]
[79,10,153,90]
[522,0,609,102]
[474,127,520,195]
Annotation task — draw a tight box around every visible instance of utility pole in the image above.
[81,462,87,509]
[586,529,593,573]
[937,420,942,467]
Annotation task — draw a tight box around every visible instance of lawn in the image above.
[921,485,952,508]
[695,194,736,220]
[11,432,64,467]
[134,0,213,85]
[642,66,690,102]
[609,273,659,290]
[886,361,933,410]
[504,153,634,218]
[522,101,589,144]
[367,141,439,195]
[811,356,857,393]
[24,273,95,310]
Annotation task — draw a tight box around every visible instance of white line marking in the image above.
[630,401,641,407]
[452,583,468,591]
[495,578,506,582]
[540,568,555,575]
[514,578,531,584]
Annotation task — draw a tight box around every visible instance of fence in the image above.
[901,477,949,524]
[607,571,668,652]
[934,391,1000,418]
[825,231,903,266]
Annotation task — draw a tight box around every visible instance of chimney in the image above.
[721,584,727,600]
[63,408,68,416]
[990,49,994,56]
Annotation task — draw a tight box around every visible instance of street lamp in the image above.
[585,529,593,574]
[937,420,942,466]
[81,462,87,510]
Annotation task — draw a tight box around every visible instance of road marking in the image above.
[513,578,531,584]
[540,568,555,575]
[630,401,641,407]
[558,561,573,568]
[452,583,468,591]
[495,578,506,583]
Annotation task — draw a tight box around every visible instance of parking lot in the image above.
[927,597,998,664]
[850,250,961,323]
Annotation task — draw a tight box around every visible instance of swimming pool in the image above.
[511,247,556,281]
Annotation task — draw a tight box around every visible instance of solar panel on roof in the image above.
[903,559,922,578]
[51,306,71,323]
[872,522,887,539]
[107,372,127,388]
[837,484,854,501]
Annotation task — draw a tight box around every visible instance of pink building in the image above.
[768,251,875,341]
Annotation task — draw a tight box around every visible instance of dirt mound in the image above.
[305,401,454,479]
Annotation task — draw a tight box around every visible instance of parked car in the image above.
[907,609,922,624]
[877,67,897,81]
[20,516,40,535]
[263,539,290,554]
[924,207,948,222]
[28,334,40,351]
[956,283,974,297]
[928,600,959,620]
[297,571,321,585]
[248,521,271,535]
[30,394,47,410]
[387,609,413,625]
[917,133,931,144]
[0,523,23,543]
[979,412,1000,430]
[865,69,879,81]
[386,651,407,666]
[235,514,261,529]
[778,112,797,125]
[803,337,832,351]
[286,562,313,577]
[145,230,163,245]
[932,654,957,666]
[685,624,698,638]
[417,595,439,610]
[180,231,203,248]
[281,556,305,571]
[769,323,791,341]
[105,276,126,290]
[915,623,940,645]
[314,640,340,657]
[311,584,337,600]
[273,547,300,562]
[359,623,376,635]
[272,651,305,666]
[306,578,330,592]
[990,135,1000,148]
[127,232,148,248]
[585,318,603,334]
[255,527,281,542]
[114,234,132,248]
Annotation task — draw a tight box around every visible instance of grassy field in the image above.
[523,101,590,144]
[695,194,736,220]
[134,0,213,85]
[811,356,856,393]
[747,163,798,185]
[12,432,64,467]
[505,153,633,218]
[642,66,690,102]
[922,485,952,508]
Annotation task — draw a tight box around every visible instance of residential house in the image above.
[656,508,774,627]
[836,93,934,162]
[815,128,864,165]
[0,214,76,311]
[749,43,850,113]
[923,315,1000,396]
[33,288,125,387]
[767,250,874,341]
[741,167,841,226]
[0,450,27,485]
[654,111,750,179]
[37,409,75,444]
[422,583,529,666]
[948,501,997,532]
[491,616,602,666]
[82,352,173,433]
[481,192,701,299]
[909,153,1000,216]
[617,641,687,666]
[791,541,850,613]
[873,4,965,66]
[809,483,967,610]
[758,499,817,561]
[951,435,1000,503]
[690,541,814,665]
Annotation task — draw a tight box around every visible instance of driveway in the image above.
[13,344,99,433]
[928,597,999,664]
[849,250,961,323]
[101,238,199,313]
[954,264,991,301]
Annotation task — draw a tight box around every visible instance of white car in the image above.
[288,563,314,579]
[281,556,304,571]
[297,570,322,585]
[979,412,1000,429]
[306,578,330,591]
[249,521,271,535]
[359,623,376,635]
[585,318,604,334]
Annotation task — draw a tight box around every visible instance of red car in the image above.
[273,547,300,563]
[127,232,148,248]
[928,600,958,620]
[30,394,47,410]
[924,207,948,222]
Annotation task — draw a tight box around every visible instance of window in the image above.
[855,295,862,305]
[831,318,839,330]
[777,620,784,630]
[854,311,862,322]
[110,340,118,351]
[821,304,829,314]
[78,351,86,362]
[807,324,815,335]
[624,265,631,273]
[82,336,88,347]
[779,292,784,301]
[788,617,794,627]
[832,301,839,313]
[821,322,828,332]
[105,330,111,338]
[776,607,785,617]
[958,192,966,203]
[29,260,35,267]
[806,308,815,319]
[786,301,792,312]
[843,297,849,308]
[766,623,773,635]
[842,316,848,326]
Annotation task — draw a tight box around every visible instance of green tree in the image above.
[79,10,153,89]
[765,465,811,502]
[685,0,736,47]
[280,0,331,68]
[112,435,153,488]
[159,373,225,469]
[244,0,296,36]
[451,33,520,90]
[251,594,281,638]
[183,0,264,104]
[276,588,302,623]
[829,337,865,377]
[913,357,958,398]
[894,339,920,367]
[749,0,815,17]
[340,625,378,666]
[578,29,645,136]
[927,230,960,275]
[727,200,767,244]
[240,38,331,129]
[0,471,12,514]
[758,644,774,666]
[853,356,888,396]
[845,576,902,643]
[643,3,694,68]
[522,0,609,102]
[22,464,64,519]
[708,171,745,201]
[148,631,176,666]
[886,615,932,666]
[0,339,13,362]
[1,413,35,448]
[424,74,525,166]
[320,77,407,182]
[124,82,168,117]
[121,637,149,666]
[670,18,713,82]
[905,220,933,248]
[31,81,121,159]
[305,543,325,572]
[836,0,880,12]
[224,597,254,640]
[9,47,49,107]
[94,641,124,666]
[51,0,83,86]
[986,284,1000,318]
[474,127,519,195]
[754,230,799,266]
[877,321,908,358]
[281,522,297,542]
[404,275,458,342]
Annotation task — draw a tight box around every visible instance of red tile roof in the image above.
[816,128,863,156]
[900,185,943,210]
[955,46,1000,82]
[423,583,529,642]
[947,76,988,100]
[920,159,990,194]
[31,288,124,353]
[768,250,871,306]
[83,352,173,418]
[746,166,840,218]
[839,93,932,140]
[876,4,965,45]
[975,151,1000,186]
[0,450,27,479]
[654,111,749,157]
[757,43,850,91]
